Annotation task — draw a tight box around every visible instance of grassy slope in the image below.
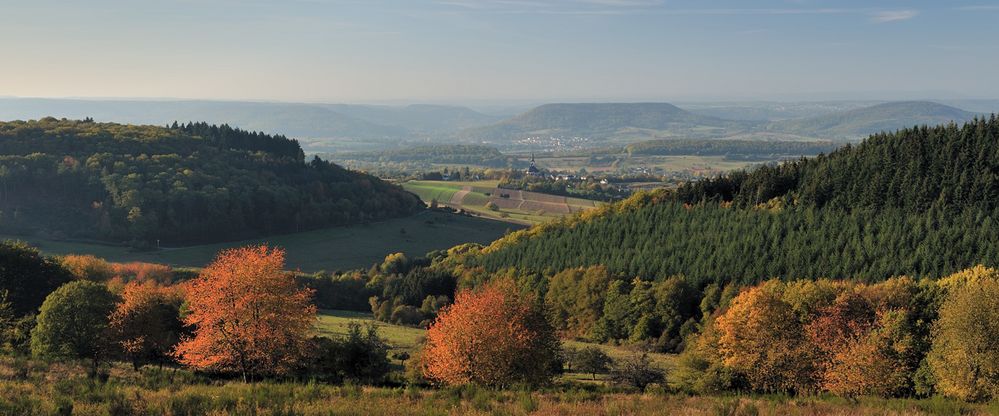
[316,310,426,354]
[402,180,602,226]
[1,211,517,272]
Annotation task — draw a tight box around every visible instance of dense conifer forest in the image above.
[0,118,422,244]
[471,116,999,284]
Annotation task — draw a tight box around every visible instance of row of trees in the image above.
[623,139,839,158]
[0,118,422,244]
[675,266,999,401]
[0,241,395,384]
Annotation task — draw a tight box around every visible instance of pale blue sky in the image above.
[0,0,996,103]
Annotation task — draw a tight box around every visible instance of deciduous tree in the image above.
[110,280,185,369]
[173,245,316,381]
[422,278,560,387]
[30,280,117,377]
[927,276,999,401]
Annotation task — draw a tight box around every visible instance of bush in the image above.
[305,322,391,384]
[609,354,665,390]
[60,255,114,281]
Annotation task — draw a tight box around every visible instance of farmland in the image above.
[0,211,517,272]
[402,180,602,225]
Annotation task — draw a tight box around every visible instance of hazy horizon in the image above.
[2,0,998,103]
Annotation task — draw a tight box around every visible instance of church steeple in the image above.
[527,153,540,175]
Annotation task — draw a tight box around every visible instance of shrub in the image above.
[305,322,391,384]
[609,354,665,390]
[60,255,114,281]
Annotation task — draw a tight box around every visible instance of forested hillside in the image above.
[0,118,422,244]
[471,116,999,284]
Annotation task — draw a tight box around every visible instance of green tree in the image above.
[30,281,118,377]
[575,346,612,380]
[0,241,73,315]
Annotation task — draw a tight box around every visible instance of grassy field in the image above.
[315,309,676,386]
[2,357,992,416]
[0,211,519,273]
[402,180,602,226]
[316,310,426,354]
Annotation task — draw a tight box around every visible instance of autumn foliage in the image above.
[422,278,560,387]
[927,272,999,401]
[691,276,932,397]
[173,245,316,380]
[110,280,185,369]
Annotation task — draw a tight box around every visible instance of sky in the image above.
[0,0,997,103]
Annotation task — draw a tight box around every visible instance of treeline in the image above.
[0,241,396,384]
[624,139,840,158]
[0,118,421,245]
[498,176,628,202]
[676,267,999,401]
[300,251,457,327]
[675,116,999,212]
[172,121,304,161]
[329,144,517,168]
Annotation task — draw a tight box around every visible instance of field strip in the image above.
[449,186,472,205]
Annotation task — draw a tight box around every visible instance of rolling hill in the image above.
[770,101,979,140]
[458,102,752,143]
[0,118,422,245]
[468,115,999,285]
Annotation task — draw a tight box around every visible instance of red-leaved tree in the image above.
[173,245,315,381]
[422,278,560,387]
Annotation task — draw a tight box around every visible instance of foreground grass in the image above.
[0,211,517,273]
[0,358,994,416]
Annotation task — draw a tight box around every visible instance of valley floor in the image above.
[0,211,518,273]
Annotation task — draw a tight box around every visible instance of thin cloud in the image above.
[870,10,918,23]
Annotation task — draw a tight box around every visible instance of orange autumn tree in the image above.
[173,245,316,381]
[422,278,560,387]
[715,281,818,394]
[110,280,185,370]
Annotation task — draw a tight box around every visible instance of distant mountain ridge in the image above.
[458,102,751,142]
[0,98,499,142]
[768,101,979,139]
[0,98,985,148]
[461,100,983,144]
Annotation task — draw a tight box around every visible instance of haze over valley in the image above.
[2,1,999,414]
